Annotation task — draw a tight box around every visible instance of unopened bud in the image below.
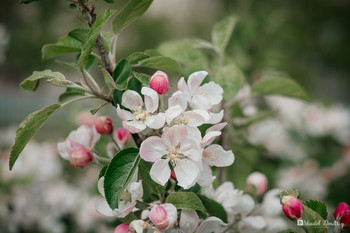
[282,195,304,220]
[69,148,93,167]
[95,116,113,135]
[171,169,177,181]
[150,204,177,230]
[246,172,267,195]
[334,202,350,225]
[114,128,131,146]
[150,71,169,95]
[114,223,132,233]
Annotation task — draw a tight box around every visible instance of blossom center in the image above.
[165,146,185,167]
[171,113,190,126]
[133,106,147,121]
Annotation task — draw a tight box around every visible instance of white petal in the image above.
[57,141,69,160]
[146,113,165,129]
[207,110,224,124]
[165,105,184,125]
[142,87,159,113]
[239,216,267,230]
[122,90,143,110]
[168,91,187,110]
[162,125,188,147]
[206,122,227,134]
[174,159,200,189]
[180,137,202,161]
[180,210,200,233]
[95,198,114,217]
[140,136,167,162]
[122,120,146,134]
[203,145,234,167]
[186,126,202,142]
[161,203,178,228]
[196,217,226,233]
[75,125,93,148]
[199,82,223,106]
[130,220,150,233]
[113,202,136,218]
[185,109,210,127]
[188,71,208,94]
[90,126,101,148]
[130,180,143,202]
[201,131,221,148]
[97,177,105,197]
[197,163,215,188]
[117,104,134,121]
[235,194,255,216]
[150,158,171,186]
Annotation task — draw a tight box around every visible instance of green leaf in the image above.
[212,16,237,53]
[104,148,140,209]
[58,91,85,102]
[99,166,108,179]
[112,0,153,35]
[68,28,89,43]
[138,160,166,195]
[42,44,81,61]
[113,59,132,90]
[104,0,114,3]
[19,0,42,4]
[133,72,150,86]
[9,104,61,170]
[213,64,245,100]
[303,200,328,220]
[78,9,116,69]
[198,194,228,223]
[101,67,117,89]
[166,192,205,213]
[90,103,108,115]
[280,188,299,204]
[138,56,180,74]
[251,75,310,101]
[300,206,328,233]
[20,69,66,91]
[127,52,150,64]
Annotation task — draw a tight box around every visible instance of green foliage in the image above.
[68,28,89,43]
[212,16,237,54]
[58,87,85,102]
[133,72,150,86]
[138,56,180,74]
[9,104,61,170]
[42,36,82,60]
[77,9,116,69]
[20,69,67,91]
[19,0,44,4]
[99,166,108,179]
[138,160,167,195]
[198,194,228,223]
[301,205,328,233]
[252,75,310,101]
[166,192,206,213]
[113,59,132,90]
[303,200,328,220]
[112,0,153,35]
[104,148,140,209]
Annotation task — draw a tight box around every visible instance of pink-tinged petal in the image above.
[140,136,167,162]
[203,145,234,167]
[199,82,223,106]
[117,104,134,121]
[180,210,199,233]
[57,141,69,160]
[282,196,304,220]
[165,105,184,125]
[145,113,165,129]
[114,202,136,218]
[97,177,105,197]
[75,125,93,148]
[174,159,200,189]
[188,71,208,94]
[168,91,187,110]
[161,203,178,228]
[142,87,159,113]
[95,198,114,217]
[90,126,101,148]
[162,125,188,147]
[196,217,226,233]
[181,137,202,161]
[150,158,171,186]
[185,109,210,127]
[201,131,221,147]
[206,122,227,134]
[177,77,189,94]
[246,172,268,195]
[150,205,169,230]
[114,223,133,233]
[122,90,143,110]
[122,120,146,134]
[207,110,224,124]
[65,138,85,154]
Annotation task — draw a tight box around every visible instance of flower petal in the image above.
[150,158,171,186]
[196,217,226,233]
[199,82,223,106]
[142,87,159,113]
[130,180,143,203]
[206,122,227,134]
[122,120,146,134]
[201,131,221,148]
[113,202,136,218]
[140,136,167,162]
[95,198,114,217]
[168,91,187,110]
[185,109,210,127]
[117,104,135,121]
[162,125,188,147]
[97,177,105,197]
[165,105,184,125]
[203,145,235,167]
[207,110,224,124]
[188,71,208,94]
[122,90,143,110]
[130,220,150,233]
[57,141,69,160]
[180,137,202,161]
[145,113,165,129]
[174,159,200,189]
[180,210,200,233]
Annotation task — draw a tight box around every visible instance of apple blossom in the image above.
[117,87,165,133]
[246,171,268,195]
[140,125,202,189]
[334,202,350,225]
[150,70,169,94]
[94,116,113,135]
[180,210,227,233]
[114,128,131,147]
[149,203,178,230]
[114,223,132,233]
[69,148,93,167]
[282,195,304,220]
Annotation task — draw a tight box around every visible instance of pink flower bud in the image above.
[282,195,304,220]
[114,128,131,146]
[150,204,177,230]
[69,148,93,167]
[334,202,350,225]
[150,71,169,95]
[246,172,268,195]
[170,169,177,181]
[95,116,113,135]
[114,223,132,233]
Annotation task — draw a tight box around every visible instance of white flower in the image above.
[180,210,227,233]
[57,125,100,160]
[117,87,165,133]
[140,125,202,189]
[95,172,143,218]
